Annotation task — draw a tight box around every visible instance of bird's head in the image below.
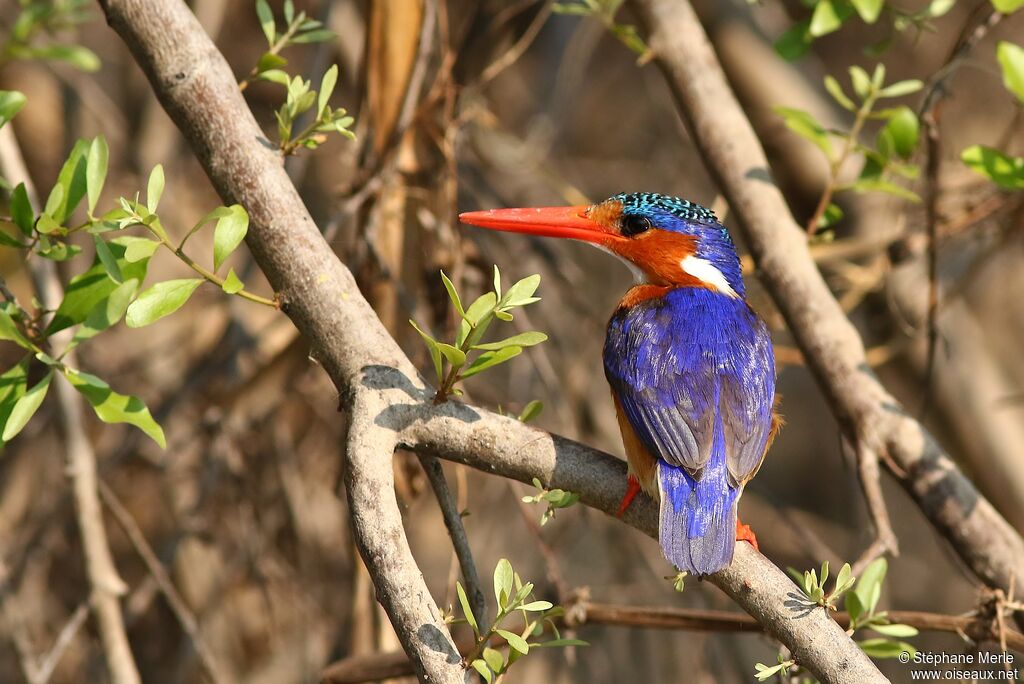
[459,192,743,297]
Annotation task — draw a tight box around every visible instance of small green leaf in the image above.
[493,558,514,609]
[851,0,883,23]
[456,582,479,635]
[878,79,923,98]
[0,361,29,445]
[222,268,244,294]
[470,659,492,683]
[256,51,287,73]
[482,648,504,675]
[126,278,203,328]
[147,164,165,213]
[773,106,833,158]
[991,0,1024,13]
[257,69,291,86]
[63,369,165,447]
[870,622,919,637]
[997,41,1024,102]
[519,600,554,612]
[845,590,865,624]
[439,270,464,316]
[774,20,812,61]
[755,663,784,681]
[0,90,27,128]
[256,0,275,44]
[291,29,335,44]
[93,237,123,284]
[854,557,887,615]
[0,309,33,349]
[10,183,33,236]
[463,292,498,326]
[535,638,588,648]
[518,400,543,423]
[961,145,1024,189]
[928,0,957,16]
[492,265,502,299]
[857,638,914,658]
[2,371,52,441]
[824,75,856,110]
[122,237,162,263]
[883,106,919,159]
[86,136,108,215]
[496,629,529,655]
[436,343,466,368]
[46,139,89,224]
[71,279,138,346]
[819,202,844,228]
[501,274,541,308]
[472,331,548,351]
[850,66,872,98]
[29,45,100,71]
[461,346,522,378]
[409,319,444,383]
[213,205,248,271]
[318,64,338,117]
[810,0,853,37]
[849,178,921,201]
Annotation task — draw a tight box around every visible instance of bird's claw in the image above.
[617,475,642,517]
[736,518,759,552]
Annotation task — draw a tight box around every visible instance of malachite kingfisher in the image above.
[460,192,781,576]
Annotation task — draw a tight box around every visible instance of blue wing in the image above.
[603,287,775,487]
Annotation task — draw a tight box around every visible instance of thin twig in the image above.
[98,480,228,684]
[33,602,89,684]
[418,454,487,627]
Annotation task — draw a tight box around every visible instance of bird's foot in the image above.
[736,518,759,552]
[616,475,642,517]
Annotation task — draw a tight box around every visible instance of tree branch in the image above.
[98,1,882,681]
[628,0,1024,596]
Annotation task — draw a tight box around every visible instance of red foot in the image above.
[617,475,642,517]
[736,518,759,552]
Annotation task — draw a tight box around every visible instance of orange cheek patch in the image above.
[587,200,624,230]
[611,230,710,288]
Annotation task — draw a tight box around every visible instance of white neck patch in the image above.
[680,255,738,297]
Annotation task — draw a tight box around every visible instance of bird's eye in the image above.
[621,215,652,237]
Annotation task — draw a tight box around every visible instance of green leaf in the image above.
[849,178,921,201]
[961,145,1024,188]
[318,65,338,118]
[257,69,291,86]
[284,0,295,24]
[456,581,479,635]
[70,279,138,347]
[2,371,52,441]
[93,236,123,284]
[493,558,514,609]
[86,136,108,215]
[470,659,492,683]
[824,75,856,110]
[845,590,865,624]
[472,331,548,351]
[0,90,27,128]
[774,20,812,62]
[928,0,957,16]
[0,308,33,349]
[883,106,919,158]
[870,622,919,637]
[439,270,464,316]
[147,164,164,213]
[519,600,553,612]
[850,66,872,98]
[213,205,248,271]
[0,361,29,445]
[221,268,244,294]
[28,45,100,71]
[854,557,887,615]
[773,106,833,158]
[997,41,1024,102]
[755,663,784,681]
[857,638,914,658]
[10,183,33,236]
[409,319,444,383]
[819,202,844,228]
[461,346,522,378]
[496,629,529,655]
[535,638,588,648]
[126,279,203,328]
[851,0,883,22]
[436,343,466,368]
[46,139,90,224]
[518,399,543,423]
[991,0,1024,12]
[291,29,335,44]
[810,0,853,37]
[482,648,504,675]
[122,236,162,263]
[63,368,166,447]
[256,0,275,44]
[878,79,923,98]
[501,274,541,308]
[256,51,287,73]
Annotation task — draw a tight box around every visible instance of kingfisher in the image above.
[460,192,780,575]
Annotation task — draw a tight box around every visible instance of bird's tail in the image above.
[657,423,739,576]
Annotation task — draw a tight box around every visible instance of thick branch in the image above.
[99,1,881,682]
[629,0,1024,595]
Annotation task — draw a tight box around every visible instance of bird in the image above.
[459,192,780,576]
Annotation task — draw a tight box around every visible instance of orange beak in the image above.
[458,205,619,245]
